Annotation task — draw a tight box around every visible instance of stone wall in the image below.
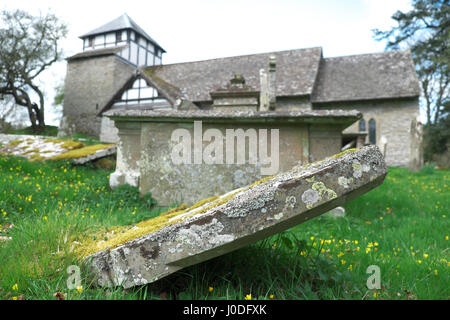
[99,116,119,143]
[314,97,419,167]
[139,121,310,206]
[276,96,312,111]
[62,55,134,137]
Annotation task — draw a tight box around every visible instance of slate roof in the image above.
[67,45,128,61]
[79,13,165,52]
[312,50,421,103]
[142,48,420,104]
[143,47,323,101]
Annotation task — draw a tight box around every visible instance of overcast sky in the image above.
[2,0,414,125]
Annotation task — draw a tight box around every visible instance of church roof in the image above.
[79,13,165,52]
[143,47,323,101]
[312,50,421,103]
[142,48,420,103]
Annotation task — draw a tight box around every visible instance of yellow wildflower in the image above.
[244,294,252,300]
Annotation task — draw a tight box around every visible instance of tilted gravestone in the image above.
[81,145,387,288]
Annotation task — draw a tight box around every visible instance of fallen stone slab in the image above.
[82,145,387,288]
[0,134,115,163]
[72,145,117,164]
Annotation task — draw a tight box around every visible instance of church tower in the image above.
[79,13,165,67]
[61,14,165,138]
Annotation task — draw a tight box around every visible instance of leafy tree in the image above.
[53,83,64,107]
[0,9,67,133]
[373,0,449,125]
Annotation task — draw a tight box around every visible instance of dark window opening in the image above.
[369,119,376,144]
[359,119,366,132]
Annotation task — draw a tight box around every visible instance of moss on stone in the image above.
[331,148,357,159]
[50,144,113,161]
[45,139,84,150]
[76,190,245,258]
[29,154,45,162]
[7,139,23,147]
[76,174,277,258]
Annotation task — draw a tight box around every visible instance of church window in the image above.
[130,42,138,65]
[138,47,146,66]
[359,119,366,132]
[112,77,168,108]
[148,42,154,53]
[147,52,154,66]
[369,119,376,144]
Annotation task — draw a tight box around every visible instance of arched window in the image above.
[369,119,376,144]
[359,119,366,132]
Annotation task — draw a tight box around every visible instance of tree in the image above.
[0,95,29,132]
[373,0,449,125]
[0,9,67,133]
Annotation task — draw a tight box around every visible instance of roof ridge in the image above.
[147,46,323,69]
[323,49,411,60]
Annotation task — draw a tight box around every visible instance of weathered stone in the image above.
[72,145,117,164]
[84,145,387,288]
[268,56,276,110]
[408,117,424,171]
[57,116,75,138]
[106,109,361,205]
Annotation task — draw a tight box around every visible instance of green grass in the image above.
[8,125,59,137]
[7,126,101,146]
[0,156,448,300]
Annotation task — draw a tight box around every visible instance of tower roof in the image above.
[80,13,165,52]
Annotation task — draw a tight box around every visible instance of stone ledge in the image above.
[104,109,362,124]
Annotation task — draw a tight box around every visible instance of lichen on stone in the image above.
[50,144,113,161]
[331,148,357,159]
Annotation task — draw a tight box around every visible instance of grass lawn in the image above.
[7,125,101,146]
[0,156,448,300]
[8,125,59,137]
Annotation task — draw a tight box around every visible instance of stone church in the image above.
[62,14,421,171]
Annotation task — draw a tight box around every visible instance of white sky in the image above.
[2,0,414,125]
